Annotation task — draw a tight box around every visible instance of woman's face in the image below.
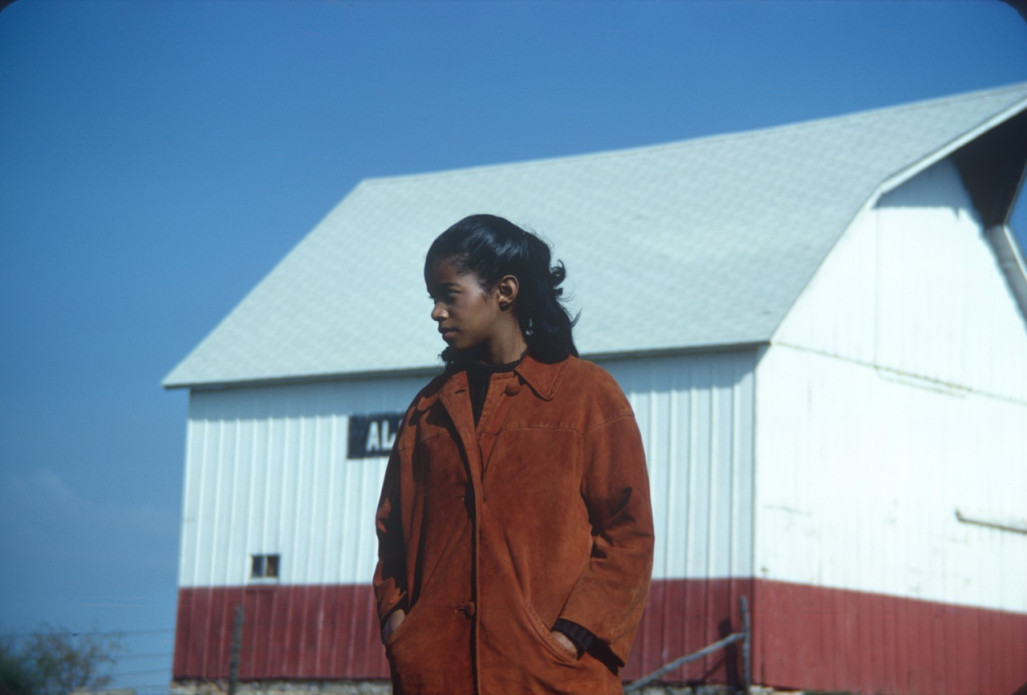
[426,257,505,354]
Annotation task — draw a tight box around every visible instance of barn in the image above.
[164,82,1027,695]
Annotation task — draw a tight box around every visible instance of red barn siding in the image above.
[174,579,1027,694]
[753,580,1027,695]
[173,584,389,681]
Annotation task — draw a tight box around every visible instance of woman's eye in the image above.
[428,288,457,302]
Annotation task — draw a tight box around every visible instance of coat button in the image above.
[456,602,476,618]
[505,381,521,396]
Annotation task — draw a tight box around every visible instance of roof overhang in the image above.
[870,93,1027,206]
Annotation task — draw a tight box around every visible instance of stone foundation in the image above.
[170,682,392,695]
[170,682,772,695]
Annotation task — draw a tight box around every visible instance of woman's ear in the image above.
[495,274,520,311]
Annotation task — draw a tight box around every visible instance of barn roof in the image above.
[164,82,1027,389]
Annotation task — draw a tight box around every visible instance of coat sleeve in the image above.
[372,443,407,622]
[558,388,654,666]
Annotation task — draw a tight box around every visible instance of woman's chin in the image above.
[445,345,489,362]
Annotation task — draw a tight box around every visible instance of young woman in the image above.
[373,214,654,695]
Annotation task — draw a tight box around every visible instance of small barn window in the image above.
[251,554,280,579]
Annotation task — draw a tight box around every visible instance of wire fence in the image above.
[5,599,753,695]
[625,595,750,694]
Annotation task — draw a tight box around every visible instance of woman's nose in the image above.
[431,302,446,321]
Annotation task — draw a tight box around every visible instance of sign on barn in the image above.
[347,412,403,459]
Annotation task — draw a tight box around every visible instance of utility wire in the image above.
[0,628,175,639]
[112,669,173,678]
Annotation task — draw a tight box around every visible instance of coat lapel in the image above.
[437,370,483,487]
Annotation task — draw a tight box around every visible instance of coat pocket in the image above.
[383,604,417,649]
[523,602,579,666]
[385,600,475,693]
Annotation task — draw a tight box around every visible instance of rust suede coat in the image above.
[374,355,654,695]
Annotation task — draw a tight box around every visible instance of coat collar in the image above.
[512,354,569,401]
[415,354,570,411]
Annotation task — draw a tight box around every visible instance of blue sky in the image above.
[1,1,1025,692]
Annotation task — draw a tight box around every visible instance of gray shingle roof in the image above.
[164,82,1027,389]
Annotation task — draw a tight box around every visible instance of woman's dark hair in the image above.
[425,214,578,364]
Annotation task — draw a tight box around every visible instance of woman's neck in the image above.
[482,324,528,365]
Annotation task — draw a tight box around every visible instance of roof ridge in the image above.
[355,81,1027,189]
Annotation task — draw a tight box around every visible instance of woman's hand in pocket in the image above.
[550,629,579,659]
[381,609,407,644]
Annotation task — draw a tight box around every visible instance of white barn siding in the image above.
[178,374,429,588]
[605,351,756,583]
[754,345,1027,611]
[179,351,758,589]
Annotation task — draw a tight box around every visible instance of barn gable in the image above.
[773,156,1027,402]
[163,82,1027,389]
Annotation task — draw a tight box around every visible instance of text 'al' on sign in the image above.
[348,412,403,459]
